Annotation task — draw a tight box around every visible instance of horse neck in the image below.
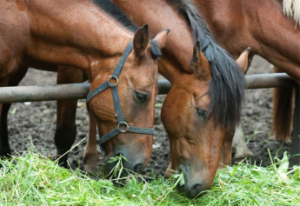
[24,0,132,73]
[194,0,300,77]
[112,0,195,83]
[191,0,251,57]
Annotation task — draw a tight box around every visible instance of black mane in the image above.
[92,0,138,32]
[167,0,246,129]
[92,0,161,60]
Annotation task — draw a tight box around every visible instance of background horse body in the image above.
[0,0,169,173]
[191,0,300,159]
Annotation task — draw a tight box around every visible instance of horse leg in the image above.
[291,83,300,166]
[0,104,11,157]
[55,66,84,167]
[219,130,234,167]
[0,67,28,157]
[232,123,253,160]
[0,76,11,157]
[83,113,98,174]
[272,67,294,141]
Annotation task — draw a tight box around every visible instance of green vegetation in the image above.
[0,151,299,206]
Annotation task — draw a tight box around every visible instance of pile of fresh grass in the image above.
[0,151,299,206]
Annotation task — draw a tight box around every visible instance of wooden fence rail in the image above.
[0,73,296,103]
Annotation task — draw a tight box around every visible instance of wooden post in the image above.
[291,84,300,166]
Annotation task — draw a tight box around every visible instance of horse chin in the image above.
[174,163,214,198]
[174,170,210,198]
[184,186,207,199]
[103,159,146,177]
[180,176,211,198]
[103,149,148,176]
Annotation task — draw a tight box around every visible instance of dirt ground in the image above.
[6,56,291,176]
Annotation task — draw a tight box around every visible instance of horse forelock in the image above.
[283,0,300,26]
[167,0,246,129]
[208,59,246,130]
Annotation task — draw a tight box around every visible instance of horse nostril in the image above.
[192,184,202,193]
[133,163,143,173]
[187,183,203,198]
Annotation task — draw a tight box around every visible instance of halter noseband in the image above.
[86,40,155,149]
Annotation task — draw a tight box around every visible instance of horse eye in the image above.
[196,108,206,118]
[135,92,148,103]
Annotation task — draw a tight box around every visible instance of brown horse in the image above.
[52,0,249,197]
[112,0,250,198]
[191,0,300,159]
[0,0,169,173]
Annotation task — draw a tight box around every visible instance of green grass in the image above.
[0,151,300,206]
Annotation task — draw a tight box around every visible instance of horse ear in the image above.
[133,24,150,57]
[192,41,211,80]
[236,47,251,74]
[152,29,170,49]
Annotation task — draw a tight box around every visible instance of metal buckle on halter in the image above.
[117,121,129,133]
[107,75,119,87]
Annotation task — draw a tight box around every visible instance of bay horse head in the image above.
[162,42,249,198]
[88,25,169,174]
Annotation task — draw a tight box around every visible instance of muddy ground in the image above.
[6,56,291,176]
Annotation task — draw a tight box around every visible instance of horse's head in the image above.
[162,42,249,198]
[88,25,169,174]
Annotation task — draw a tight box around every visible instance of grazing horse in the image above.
[111,0,250,197]
[53,0,248,197]
[0,0,169,173]
[190,0,300,159]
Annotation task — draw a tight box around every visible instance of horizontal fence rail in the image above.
[0,73,296,104]
[246,73,296,89]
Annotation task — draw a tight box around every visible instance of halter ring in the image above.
[87,40,154,149]
[117,121,129,133]
[107,75,119,87]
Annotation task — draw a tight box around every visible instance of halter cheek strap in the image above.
[87,40,155,150]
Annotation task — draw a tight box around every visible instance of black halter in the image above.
[86,40,155,149]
